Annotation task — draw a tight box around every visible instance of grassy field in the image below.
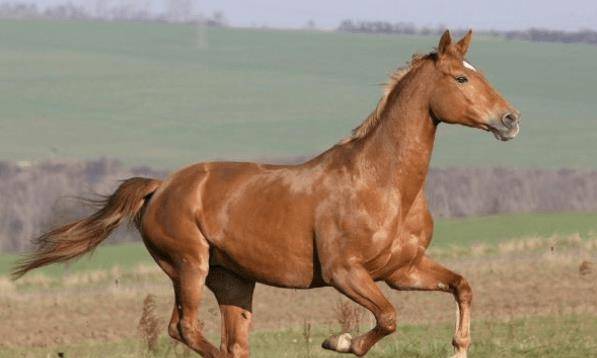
[1,211,595,277]
[1,20,597,169]
[1,232,595,356]
[2,315,595,357]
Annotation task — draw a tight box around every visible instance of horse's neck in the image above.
[349,68,437,211]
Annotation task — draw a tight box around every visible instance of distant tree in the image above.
[207,11,227,27]
[167,0,196,23]
[336,19,597,46]
[304,19,317,30]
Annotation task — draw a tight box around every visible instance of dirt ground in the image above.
[0,244,596,348]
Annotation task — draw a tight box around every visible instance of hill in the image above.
[1,20,596,169]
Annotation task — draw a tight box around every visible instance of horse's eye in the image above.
[456,76,468,84]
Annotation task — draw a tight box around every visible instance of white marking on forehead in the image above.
[463,61,476,72]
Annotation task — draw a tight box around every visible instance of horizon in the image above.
[2,0,597,31]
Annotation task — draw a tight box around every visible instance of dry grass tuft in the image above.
[579,260,593,276]
[16,272,54,288]
[334,300,365,334]
[302,319,312,357]
[138,294,161,355]
[429,233,597,259]
[134,264,162,275]
[63,269,109,286]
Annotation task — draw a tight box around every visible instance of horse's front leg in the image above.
[385,255,473,358]
[322,262,396,356]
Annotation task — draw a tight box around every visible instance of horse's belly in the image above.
[210,234,323,288]
[198,167,323,287]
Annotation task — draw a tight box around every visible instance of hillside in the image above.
[1,20,597,169]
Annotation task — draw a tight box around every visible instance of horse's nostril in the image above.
[502,113,518,128]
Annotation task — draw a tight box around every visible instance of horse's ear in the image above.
[456,30,473,56]
[437,30,452,56]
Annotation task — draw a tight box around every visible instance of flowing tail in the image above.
[11,177,161,280]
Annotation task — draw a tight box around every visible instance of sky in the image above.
[6,0,597,31]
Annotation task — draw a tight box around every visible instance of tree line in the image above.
[338,20,597,46]
[0,1,227,25]
[2,2,596,46]
[1,158,596,253]
[2,2,595,46]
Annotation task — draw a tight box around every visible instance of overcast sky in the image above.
[8,0,597,31]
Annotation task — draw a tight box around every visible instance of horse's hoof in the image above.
[322,332,352,353]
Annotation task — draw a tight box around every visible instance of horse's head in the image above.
[429,30,520,141]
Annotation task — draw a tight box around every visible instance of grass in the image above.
[432,211,597,248]
[1,20,597,169]
[1,211,595,277]
[0,242,152,278]
[250,315,597,358]
[1,315,594,357]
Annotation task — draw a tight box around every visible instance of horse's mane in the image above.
[340,53,433,144]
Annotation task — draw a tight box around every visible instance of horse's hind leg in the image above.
[385,255,472,358]
[207,267,256,358]
[173,239,222,358]
[143,232,220,357]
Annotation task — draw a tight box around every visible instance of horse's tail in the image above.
[11,177,161,280]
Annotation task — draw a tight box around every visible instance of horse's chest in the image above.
[352,192,401,239]
[315,186,405,256]
[340,205,402,255]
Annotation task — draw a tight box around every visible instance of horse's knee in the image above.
[454,276,472,304]
[377,310,397,334]
[222,342,249,358]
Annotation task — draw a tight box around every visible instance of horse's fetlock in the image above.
[178,319,199,341]
[349,336,369,357]
[455,276,472,303]
[168,322,181,340]
[222,342,249,358]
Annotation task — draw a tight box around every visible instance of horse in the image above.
[12,30,520,357]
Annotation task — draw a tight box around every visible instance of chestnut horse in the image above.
[13,30,520,357]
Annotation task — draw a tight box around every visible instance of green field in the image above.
[1,315,595,358]
[2,212,595,278]
[1,20,597,169]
